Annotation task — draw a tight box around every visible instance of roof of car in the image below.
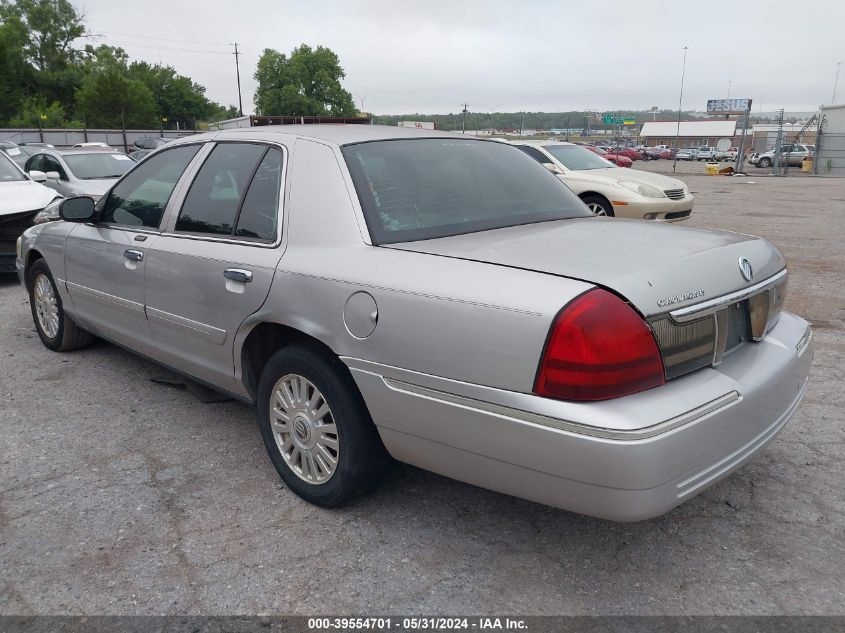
[181,124,470,146]
[36,148,122,156]
[497,139,576,147]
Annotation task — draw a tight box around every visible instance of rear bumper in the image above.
[345,312,813,521]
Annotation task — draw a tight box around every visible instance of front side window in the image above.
[176,143,282,240]
[342,138,590,245]
[64,153,134,180]
[42,156,66,179]
[100,144,201,228]
[24,154,43,172]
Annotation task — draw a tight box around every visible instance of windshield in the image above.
[63,153,134,180]
[0,152,25,182]
[343,138,591,244]
[542,145,615,170]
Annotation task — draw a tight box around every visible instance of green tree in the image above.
[7,95,68,127]
[128,61,214,127]
[0,11,30,121]
[254,44,357,116]
[0,0,84,71]
[75,67,157,128]
[1,0,85,110]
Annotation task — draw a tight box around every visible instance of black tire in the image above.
[758,157,772,168]
[257,343,389,507]
[581,194,614,217]
[27,258,93,352]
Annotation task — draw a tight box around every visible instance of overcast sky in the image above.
[77,0,843,116]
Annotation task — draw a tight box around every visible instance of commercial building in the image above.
[639,120,747,148]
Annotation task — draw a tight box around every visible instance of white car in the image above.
[0,151,59,273]
[509,141,694,221]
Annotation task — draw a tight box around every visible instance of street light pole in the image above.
[672,46,689,174]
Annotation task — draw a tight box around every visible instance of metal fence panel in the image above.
[814,132,845,176]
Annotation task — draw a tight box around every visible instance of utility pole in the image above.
[672,46,689,174]
[233,42,243,117]
[833,62,841,104]
[461,102,469,134]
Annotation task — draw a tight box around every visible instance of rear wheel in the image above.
[27,259,93,352]
[257,343,389,506]
[581,194,614,217]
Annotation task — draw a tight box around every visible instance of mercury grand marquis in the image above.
[15,125,813,521]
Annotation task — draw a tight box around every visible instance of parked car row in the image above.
[12,125,812,521]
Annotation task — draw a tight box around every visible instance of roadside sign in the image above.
[623,119,636,125]
[603,114,626,125]
[706,98,752,114]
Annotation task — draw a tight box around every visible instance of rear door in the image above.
[63,144,203,354]
[144,141,286,392]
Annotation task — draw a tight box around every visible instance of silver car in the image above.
[15,126,813,521]
[23,148,134,200]
[749,143,813,168]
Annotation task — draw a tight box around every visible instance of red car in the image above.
[586,146,633,168]
[611,146,641,161]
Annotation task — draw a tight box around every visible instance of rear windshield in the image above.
[342,138,590,244]
[64,153,134,180]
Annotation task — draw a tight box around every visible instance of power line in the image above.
[90,35,232,55]
[92,30,231,47]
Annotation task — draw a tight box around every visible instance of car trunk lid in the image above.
[385,217,785,317]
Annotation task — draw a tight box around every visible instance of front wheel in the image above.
[27,259,93,351]
[257,344,389,506]
[581,195,614,217]
[758,157,772,168]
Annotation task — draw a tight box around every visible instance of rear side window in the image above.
[100,144,201,228]
[235,148,283,240]
[517,145,552,164]
[342,138,589,244]
[176,143,282,241]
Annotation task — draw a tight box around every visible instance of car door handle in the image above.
[124,249,144,262]
[223,268,253,283]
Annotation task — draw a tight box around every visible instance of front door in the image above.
[63,144,204,355]
[144,142,286,393]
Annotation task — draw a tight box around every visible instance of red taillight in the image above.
[533,289,665,401]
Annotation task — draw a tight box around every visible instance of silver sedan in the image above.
[23,148,134,201]
[15,126,813,521]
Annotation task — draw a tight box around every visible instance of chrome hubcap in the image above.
[33,274,59,339]
[270,374,338,485]
[588,202,607,216]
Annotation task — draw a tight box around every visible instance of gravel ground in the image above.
[1,173,843,616]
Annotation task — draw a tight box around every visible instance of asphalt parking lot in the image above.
[1,173,843,616]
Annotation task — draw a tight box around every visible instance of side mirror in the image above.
[45,171,61,180]
[28,170,48,182]
[59,196,96,222]
[543,162,563,175]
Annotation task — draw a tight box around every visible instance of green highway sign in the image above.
[602,113,629,125]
